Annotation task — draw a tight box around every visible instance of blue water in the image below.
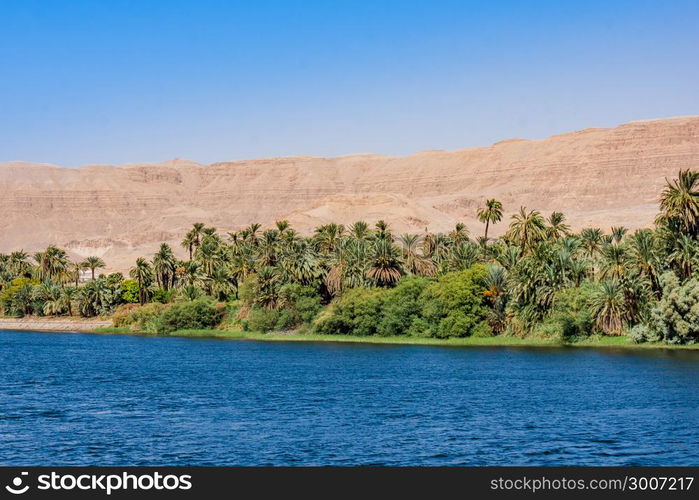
[0,330,697,466]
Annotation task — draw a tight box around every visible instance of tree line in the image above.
[1,170,698,344]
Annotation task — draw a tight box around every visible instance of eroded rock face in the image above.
[1,116,697,271]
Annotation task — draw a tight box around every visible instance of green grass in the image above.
[91,327,134,335]
[88,326,699,349]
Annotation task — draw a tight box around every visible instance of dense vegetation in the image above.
[1,170,698,345]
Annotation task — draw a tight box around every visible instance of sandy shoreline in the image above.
[0,317,112,332]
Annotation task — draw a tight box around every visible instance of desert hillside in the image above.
[1,116,698,271]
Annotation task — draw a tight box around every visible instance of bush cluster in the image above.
[314,266,490,338]
[155,298,225,335]
[111,298,224,335]
[535,283,598,340]
[243,284,322,333]
[645,273,699,344]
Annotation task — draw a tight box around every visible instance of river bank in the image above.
[90,326,699,350]
[2,317,696,350]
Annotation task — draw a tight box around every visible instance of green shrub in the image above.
[314,287,387,336]
[243,284,323,333]
[629,323,661,343]
[279,284,323,323]
[406,317,431,337]
[181,285,203,301]
[152,287,176,304]
[647,273,699,344]
[0,278,40,317]
[275,309,300,330]
[314,267,488,339]
[418,265,489,338]
[112,303,140,327]
[245,307,281,333]
[113,302,169,333]
[120,280,140,304]
[537,282,597,340]
[375,276,430,336]
[155,298,224,335]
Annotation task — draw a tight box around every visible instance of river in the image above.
[0,330,697,465]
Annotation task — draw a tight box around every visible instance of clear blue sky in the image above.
[1,0,697,167]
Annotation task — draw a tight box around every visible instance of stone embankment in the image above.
[0,317,112,332]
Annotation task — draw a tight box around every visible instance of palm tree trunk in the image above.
[484,219,490,241]
[91,268,95,280]
[138,276,144,305]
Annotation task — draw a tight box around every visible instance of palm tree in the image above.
[669,234,698,279]
[324,239,350,297]
[484,264,509,334]
[191,222,206,249]
[611,226,628,245]
[152,243,176,290]
[69,261,83,287]
[229,243,256,286]
[398,234,435,276]
[179,260,204,288]
[424,233,450,267]
[507,207,546,252]
[477,199,503,241]
[280,240,322,285]
[367,239,403,286]
[207,266,236,301]
[495,245,522,271]
[181,230,197,260]
[659,169,699,236]
[254,266,280,309]
[195,237,224,279]
[600,243,627,280]
[591,280,626,335]
[484,264,507,302]
[449,223,470,244]
[568,258,589,287]
[579,228,603,259]
[245,223,262,246]
[61,286,77,316]
[81,256,106,280]
[275,220,290,233]
[314,223,343,255]
[344,239,372,289]
[182,284,203,301]
[546,211,570,240]
[35,245,69,282]
[374,220,392,241]
[129,257,153,305]
[445,241,479,272]
[349,221,372,240]
[628,229,660,291]
[34,282,68,316]
[8,250,31,278]
[12,282,35,316]
[78,278,113,317]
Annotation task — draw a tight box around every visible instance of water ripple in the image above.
[0,330,698,465]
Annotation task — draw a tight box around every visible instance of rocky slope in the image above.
[1,116,697,271]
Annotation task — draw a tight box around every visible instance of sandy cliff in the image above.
[1,116,698,271]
